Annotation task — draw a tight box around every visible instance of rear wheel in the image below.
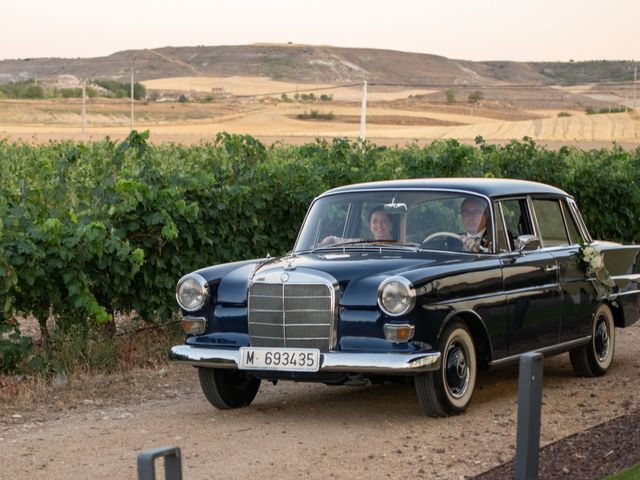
[198,367,261,409]
[415,322,477,417]
[570,304,615,377]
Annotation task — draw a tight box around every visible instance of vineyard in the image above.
[1,131,640,374]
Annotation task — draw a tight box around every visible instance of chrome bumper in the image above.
[169,345,441,373]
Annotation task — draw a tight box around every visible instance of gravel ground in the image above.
[475,408,640,479]
[1,321,639,480]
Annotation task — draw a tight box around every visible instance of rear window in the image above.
[532,199,569,247]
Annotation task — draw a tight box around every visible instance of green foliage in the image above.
[320,94,333,101]
[535,60,637,85]
[468,90,484,104]
[49,87,99,99]
[1,133,640,375]
[585,107,628,115]
[445,89,456,104]
[93,79,146,100]
[178,94,188,103]
[0,318,33,373]
[0,81,45,99]
[297,110,335,121]
[558,112,572,117]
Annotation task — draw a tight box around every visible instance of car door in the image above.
[531,197,595,342]
[497,198,562,356]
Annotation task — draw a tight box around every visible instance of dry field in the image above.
[1,76,639,148]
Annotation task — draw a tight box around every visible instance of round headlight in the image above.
[176,273,209,312]
[377,277,416,317]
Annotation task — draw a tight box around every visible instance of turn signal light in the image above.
[181,316,207,335]
[384,323,415,343]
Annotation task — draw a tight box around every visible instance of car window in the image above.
[316,202,351,241]
[566,198,592,243]
[561,200,583,245]
[493,202,510,253]
[499,199,533,250]
[532,199,569,247]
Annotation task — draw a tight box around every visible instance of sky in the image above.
[2,0,638,62]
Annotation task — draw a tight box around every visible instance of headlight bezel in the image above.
[377,276,416,317]
[176,273,209,312]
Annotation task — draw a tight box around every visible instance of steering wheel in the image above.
[420,231,463,251]
[422,231,461,243]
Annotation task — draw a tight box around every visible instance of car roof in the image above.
[321,178,570,199]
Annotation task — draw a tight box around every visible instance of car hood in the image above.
[214,249,490,307]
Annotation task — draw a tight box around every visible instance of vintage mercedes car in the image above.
[170,178,640,417]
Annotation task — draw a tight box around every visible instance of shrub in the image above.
[445,89,456,104]
[468,90,484,104]
[0,319,33,373]
[0,81,45,99]
[2,132,640,375]
[296,110,335,120]
[93,79,146,100]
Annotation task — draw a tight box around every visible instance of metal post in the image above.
[137,446,182,480]
[515,352,544,480]
[359,80,367,142]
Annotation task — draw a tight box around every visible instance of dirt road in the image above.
[2,321,639,480]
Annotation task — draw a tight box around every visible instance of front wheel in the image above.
[570,304,616,377]
[414,322,477,417]
[198,367,261,410]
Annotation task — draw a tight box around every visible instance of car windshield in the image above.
[293,190,493,253]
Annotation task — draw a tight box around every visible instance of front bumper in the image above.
[169,345,441,374]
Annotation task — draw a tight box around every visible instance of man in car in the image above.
[460,197,490,252]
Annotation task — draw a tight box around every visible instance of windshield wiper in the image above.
[311,239,419,253]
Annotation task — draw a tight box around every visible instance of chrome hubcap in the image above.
[594,317,610,362]
[445,341,469,399]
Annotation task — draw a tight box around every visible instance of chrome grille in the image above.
[248,281,334,351]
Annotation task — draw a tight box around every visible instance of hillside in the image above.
[0,44,635,86]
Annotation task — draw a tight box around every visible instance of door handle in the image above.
[544,264,560,273]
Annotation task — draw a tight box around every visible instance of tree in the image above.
[468,91,483,104]
[445,89,456,104]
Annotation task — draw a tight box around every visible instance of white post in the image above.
[634,66,637,113]
[359,80,367,142]
[130,55,136,130]
[82,79,86,141]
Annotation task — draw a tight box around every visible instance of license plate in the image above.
[239,347,320,372]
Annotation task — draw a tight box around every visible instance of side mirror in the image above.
[516,235,540,252]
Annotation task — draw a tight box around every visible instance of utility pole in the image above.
[634,65,637,113]
[359,80,367,142]
[129,55,136,130]
[82,79,86,141]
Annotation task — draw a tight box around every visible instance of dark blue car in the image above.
[170,178,640,416]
